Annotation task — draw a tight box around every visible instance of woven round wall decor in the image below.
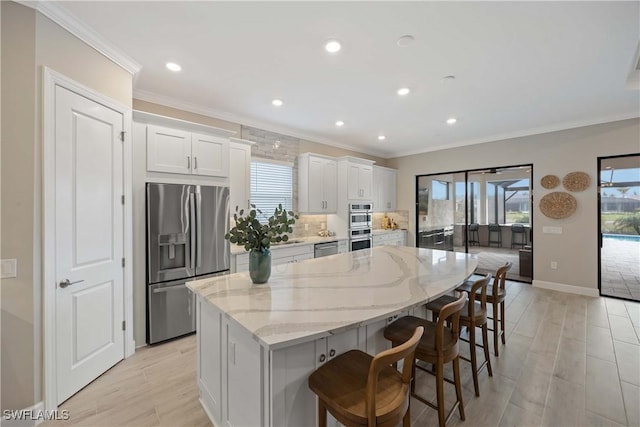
[562,171,590,192]
[540,174,560,189]
[539,192,577,219]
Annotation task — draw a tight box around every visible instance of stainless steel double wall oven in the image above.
[348,202,373,251]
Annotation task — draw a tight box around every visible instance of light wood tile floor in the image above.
[44,281,640,427]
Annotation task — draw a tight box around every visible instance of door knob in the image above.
[59,279,84,288]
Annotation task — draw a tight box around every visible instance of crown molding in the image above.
[133,89,389,159]
[390,111,640,159]
[17,0,141,75]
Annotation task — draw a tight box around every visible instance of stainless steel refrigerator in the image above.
[146,183,229,344]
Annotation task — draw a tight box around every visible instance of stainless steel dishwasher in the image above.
[314,241,339,258]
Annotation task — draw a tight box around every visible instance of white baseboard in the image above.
[532,280,599,297]
[1,401,45,426]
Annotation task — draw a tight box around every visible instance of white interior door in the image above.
[54,85,125,404]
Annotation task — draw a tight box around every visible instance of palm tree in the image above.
[617,187,630,198]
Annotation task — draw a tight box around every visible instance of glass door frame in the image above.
[415,162,534,281]
[597,153,640,302]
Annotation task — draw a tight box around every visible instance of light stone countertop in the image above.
[187,246,477,350]
[229,235,348,255]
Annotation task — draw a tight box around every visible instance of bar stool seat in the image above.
[426,295,486,324]
[309,327,424,427]
[383,317,458,359]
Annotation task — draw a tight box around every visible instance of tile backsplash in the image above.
[373,211,409,230]
[293,214,328,237]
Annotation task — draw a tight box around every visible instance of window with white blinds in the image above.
[250,160,293,221]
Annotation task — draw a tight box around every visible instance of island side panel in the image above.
[198,295,268,427]
[197,296,223,426]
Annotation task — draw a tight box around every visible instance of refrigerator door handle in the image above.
[189,193,196,272]
[196,192,203,269]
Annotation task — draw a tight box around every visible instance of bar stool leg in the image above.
[493,301,500,357]
[452,357,465,421]
[469,323,480,397]
[403,395,411,427]
[482,323,493,377]
[436,359,446,427]
[500,301,506,345]
[318,399,327,427]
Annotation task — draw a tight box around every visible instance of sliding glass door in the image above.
[599,154,640,301]
[416,165,533,282]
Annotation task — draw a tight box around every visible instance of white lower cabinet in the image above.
[372,231,407,247]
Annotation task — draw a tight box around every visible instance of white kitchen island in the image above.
[186,246,477,427]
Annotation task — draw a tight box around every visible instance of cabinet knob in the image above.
[329,349,336,358]
[319,354,326,363]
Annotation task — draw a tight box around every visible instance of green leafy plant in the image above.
[613,210,640,235]
[225,204,299,252]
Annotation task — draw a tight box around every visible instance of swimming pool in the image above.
[603,234,640,242]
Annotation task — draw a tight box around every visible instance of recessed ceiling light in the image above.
[272,99,283,107]
[397,87,410,96]
[378,135,386,141]
[335,120,345,127]
[446,118,457,125]
[441,75,456,83]
[325,40,341,53]
[397,35,415,47]
[166,62,181,72]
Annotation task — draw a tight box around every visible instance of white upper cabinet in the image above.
[144,119,232,178]
[373,166,397,212]
[229,139,252,213]
[191,133,230,177]
[147,125,192,174]
[342,158,374,201]
[298,154,337,213]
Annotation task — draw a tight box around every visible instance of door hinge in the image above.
[119,131,125,142]
[122,320,126,331]
[121,258,125,268]
[121,195,125,205]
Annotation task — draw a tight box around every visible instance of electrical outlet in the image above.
[321,222,326,230]
[551,261,558,270]
[304,223,309,231]
[1,259,17,279]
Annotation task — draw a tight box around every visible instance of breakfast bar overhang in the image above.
[187,246,478,427]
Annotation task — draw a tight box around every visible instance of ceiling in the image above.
[55,1,640,158]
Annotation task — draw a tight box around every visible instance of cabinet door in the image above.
[147,125,191,174]
[192,133,229,177]
[347,164,361,199]
[386,169,397,211]
[307,156,325,212]
[226,322,264,427]
[365,319,391,355]
[372,167,382,211]
[359,165,373,201]
[229,142,251,212]
[323,159,337,212]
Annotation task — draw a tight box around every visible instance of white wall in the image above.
[388,118,640,291]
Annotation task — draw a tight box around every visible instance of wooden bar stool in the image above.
[425,274,492,397]
[308,326,424,427]
[457,263,512,356]
[383,293,467,427]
